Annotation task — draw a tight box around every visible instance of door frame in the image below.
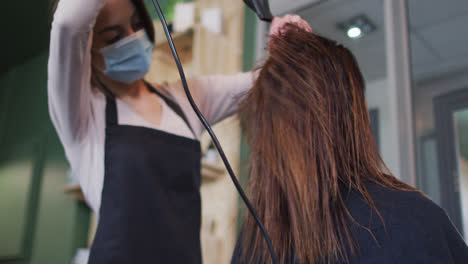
[433,87,468,235]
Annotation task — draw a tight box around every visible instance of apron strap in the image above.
[105,96,118,127]
[96,76,118,127]
[145,82,197,138]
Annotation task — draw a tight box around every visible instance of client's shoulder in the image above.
[366,182,444,224]
[345,182,468,263]
[345,182,446,227]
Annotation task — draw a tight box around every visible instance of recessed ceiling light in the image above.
[347,26,362,38]
[338,14,376,39]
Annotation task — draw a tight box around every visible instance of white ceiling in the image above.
[270,0,322,14]
[292,0,468,82]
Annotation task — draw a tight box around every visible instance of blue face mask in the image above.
[100,30,154,84]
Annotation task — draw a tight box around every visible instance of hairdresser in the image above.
[48,0,311,263]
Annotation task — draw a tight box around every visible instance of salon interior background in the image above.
[1,0,467,263]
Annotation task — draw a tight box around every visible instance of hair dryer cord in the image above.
[149,1,278,263]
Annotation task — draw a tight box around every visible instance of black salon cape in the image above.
[231,183,468,263]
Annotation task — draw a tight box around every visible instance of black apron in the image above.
[88,83,202,264]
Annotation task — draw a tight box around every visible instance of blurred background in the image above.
[0,0,467,263]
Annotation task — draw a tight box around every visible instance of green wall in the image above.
[0,52,89,264]
[0,0,50,74]
[236,6,257,234]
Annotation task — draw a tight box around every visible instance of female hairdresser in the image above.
[48,0,312,263]
[232,25,468,264]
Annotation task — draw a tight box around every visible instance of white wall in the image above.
[365,78,400,177]
[270,0,321,15]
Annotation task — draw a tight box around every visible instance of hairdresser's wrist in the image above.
[52,0,106,31]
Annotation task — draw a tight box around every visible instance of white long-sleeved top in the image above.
[48,0,254,213]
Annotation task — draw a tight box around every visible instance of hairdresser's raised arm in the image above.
[170,72,256,126]
[52,0,106,30]
[48,0,105,146]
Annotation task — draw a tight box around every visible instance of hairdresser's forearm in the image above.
[191,71,257,124]
[47,0,105,145]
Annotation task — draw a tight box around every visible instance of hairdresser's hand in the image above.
[269,15,312,36]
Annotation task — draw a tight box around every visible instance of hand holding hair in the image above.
[269,14,313,37]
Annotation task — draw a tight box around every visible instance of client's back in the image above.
[233,24,468,264]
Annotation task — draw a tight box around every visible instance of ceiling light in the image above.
[347,26,362,38]
[338,14,376,39]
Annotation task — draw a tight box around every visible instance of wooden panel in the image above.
[146,1,245,262]
[192,1,245,263]
[199,117,241,264]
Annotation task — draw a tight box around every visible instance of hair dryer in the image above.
[243,0,274,22]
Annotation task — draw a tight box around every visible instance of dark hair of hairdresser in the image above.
[238,24,416,264]
[50,0,154,41]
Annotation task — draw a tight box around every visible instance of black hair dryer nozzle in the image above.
[243,0,274,22]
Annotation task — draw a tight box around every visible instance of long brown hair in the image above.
[238,24,414,264]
